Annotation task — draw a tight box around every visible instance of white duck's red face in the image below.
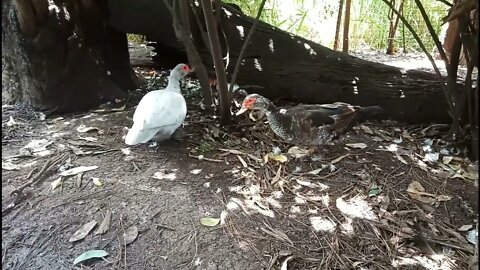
[180,64,190,73]
[172,63,193,78]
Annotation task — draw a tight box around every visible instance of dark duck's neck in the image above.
[262,102,295,142]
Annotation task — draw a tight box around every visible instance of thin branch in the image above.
[201,0,231,123]
[214,0,230,70]
[162,0,213,109]
[333,0,344,51]
[414,0,450,70]
[228,0,267,93]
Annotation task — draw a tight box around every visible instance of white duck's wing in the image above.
[125,91,187,145]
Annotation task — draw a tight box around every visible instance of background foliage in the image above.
[226,0,448,52]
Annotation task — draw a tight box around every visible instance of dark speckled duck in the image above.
[236,94,384,148]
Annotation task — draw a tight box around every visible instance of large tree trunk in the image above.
[2,0,135,113]
[109,0,456,124]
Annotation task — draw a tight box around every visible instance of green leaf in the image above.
[368,182,382,197]
[73,250,108,265]
[200,217,220,227]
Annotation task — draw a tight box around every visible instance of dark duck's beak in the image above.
[235,106,249,116]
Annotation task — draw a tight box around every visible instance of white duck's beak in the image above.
[235,107,248,116]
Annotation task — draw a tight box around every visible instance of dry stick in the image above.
[380,0,457,124]
[10,154,67,196]
[228,0,267,94]
[182,217,199,270]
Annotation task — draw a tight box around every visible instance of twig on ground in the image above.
[10,153,68,196]
[188,154,224,163]
[51,189,114,209]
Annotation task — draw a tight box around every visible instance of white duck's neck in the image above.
[165,76,181,93]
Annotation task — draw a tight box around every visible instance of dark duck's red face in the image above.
[236,94,274,115]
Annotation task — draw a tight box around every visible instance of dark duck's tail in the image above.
[327,104,384,135]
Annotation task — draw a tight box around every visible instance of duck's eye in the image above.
[182,65,189,71]
[243,98,256,107]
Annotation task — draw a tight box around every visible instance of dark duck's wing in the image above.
[284,102,383,144]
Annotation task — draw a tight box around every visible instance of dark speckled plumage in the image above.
[238,94,384,146]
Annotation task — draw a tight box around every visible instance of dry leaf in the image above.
[51,177,63,190]
[7,116,16,126]
[393,137,403,144]
[95,211,112,235]
[2,162,20,171]
[406,181,436,204]
[76,125,100,133]
[458,224,474,232]
[287,146,310,158]
[190,169,202,175]
[91,177,103,187]
[407,181,451,205]
[200,217,220,227]
[331,154,349,164]
[60,166,98,177]
[264,153,288,163]
[20,139,53,156]
[69,220,97,242]
[345,143,367,149]
[442,156,453,165]
[123,226,138,245]
[424,152,439,162]
[436,195,452,202]
[152,170,177,180]
[360,125,374,135]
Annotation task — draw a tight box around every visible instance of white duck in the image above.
[124,63,192,145]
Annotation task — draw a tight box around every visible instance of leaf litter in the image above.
[2,68,477,269]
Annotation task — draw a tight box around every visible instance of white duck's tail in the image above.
[124,127,158,145]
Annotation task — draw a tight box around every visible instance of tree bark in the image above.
[2,0,135,113]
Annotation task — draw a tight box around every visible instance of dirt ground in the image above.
[2,50,478,270]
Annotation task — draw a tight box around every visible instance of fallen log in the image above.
[108,0,455,124]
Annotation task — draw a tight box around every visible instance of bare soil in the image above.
[2,51,478,270]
